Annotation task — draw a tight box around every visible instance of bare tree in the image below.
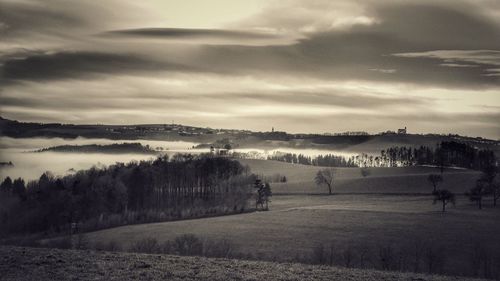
[315,168,335,195]
[424,243,446,274]
[466,180,488,209]
[378,244,394,271]
[427,174,443,193]
[490,180,500,207]
[412,239,426,272]
[432,189,455,212]
[356,243,371,269]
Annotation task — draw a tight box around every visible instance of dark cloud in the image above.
[104,28,282,41]
[0,1,83,36]
[0,51,195,82]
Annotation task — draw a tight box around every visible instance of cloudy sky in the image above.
[1,0,499,138]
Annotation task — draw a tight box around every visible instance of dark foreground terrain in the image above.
[0,246,485,281]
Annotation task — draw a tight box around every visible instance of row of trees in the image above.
[268,153,358,167]
[35,143,156,154]
[267,142,496,172]
[0,154,258,235]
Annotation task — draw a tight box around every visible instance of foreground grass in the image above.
[0,246,485,281]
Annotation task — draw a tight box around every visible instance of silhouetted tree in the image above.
[466,180,488,209]
[315,168,335,195]
[12,178,26,200]
[263,182,272,210]
[490,180,500,207]
[427,174,443,193]
[432,189,455,212]
[478,159,498,207]
[0,177,13,193]
[254,180,272,210]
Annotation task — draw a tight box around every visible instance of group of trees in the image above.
[427,151,499,212]
[35,143,157,154]
[371,141,495,170]
[268,153,357,167]
[0,154,260,235]
[465,160,499,209]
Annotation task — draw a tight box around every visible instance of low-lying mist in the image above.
[0,137,201,181]
[0,137,358,181]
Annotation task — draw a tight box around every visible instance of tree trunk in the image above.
[328,184,332,195]
[478,199,482,210]
[442,201,446,212]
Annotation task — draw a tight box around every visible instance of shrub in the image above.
[129,237,160,253]
[173,234,203,256]
[204,239,235,258]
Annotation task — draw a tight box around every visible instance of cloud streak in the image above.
[102,28,294,45]
[1,51,197,82]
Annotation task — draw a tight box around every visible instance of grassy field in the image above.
[40,160,498,278]
[0,246,487,281]
[240,159,481,194]
[80,194,500,276]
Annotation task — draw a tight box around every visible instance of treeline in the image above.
[35,143,157,154]
[0,155,256,236]
[268,153,358,167]
[267,142,496,171]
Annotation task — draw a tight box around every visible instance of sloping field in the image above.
[80,194,500,277]
[239,159,481,194]
[0,246,485,281]
[73,160,495,277]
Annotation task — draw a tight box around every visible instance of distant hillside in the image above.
[1,117,498,154]
[34,143,157,154]
[0,246,484,281]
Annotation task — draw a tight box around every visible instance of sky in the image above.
[0,0,499,139]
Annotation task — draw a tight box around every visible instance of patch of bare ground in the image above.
[0,246,484,281]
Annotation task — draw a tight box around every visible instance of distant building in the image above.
[334,131,369,136]
[397,127,407,134]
